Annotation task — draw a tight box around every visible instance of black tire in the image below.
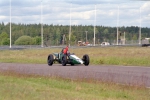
[71,63,74,66]
[83,54,90,66]
[62,55,67,66]
[47,54,54,66]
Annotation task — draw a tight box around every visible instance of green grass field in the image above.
[0,47,150,66]
[0,47,150,100]
[0,72,149,100]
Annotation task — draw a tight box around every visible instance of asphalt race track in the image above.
[0,63,150,88]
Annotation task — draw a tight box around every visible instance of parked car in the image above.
[101,42,110,46]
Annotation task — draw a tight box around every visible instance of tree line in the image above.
[0,22,150,46]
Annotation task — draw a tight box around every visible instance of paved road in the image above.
[0,63,150,87]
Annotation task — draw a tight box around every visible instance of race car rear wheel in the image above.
[62,55,67,66]
[83,54,89,66]
[47,54,54,66]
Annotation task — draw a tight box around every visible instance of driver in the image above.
[63,45,70,56]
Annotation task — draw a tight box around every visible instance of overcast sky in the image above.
[0,0,150,27]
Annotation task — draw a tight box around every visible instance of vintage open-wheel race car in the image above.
[47,49,90,66]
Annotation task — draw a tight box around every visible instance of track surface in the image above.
[0,63,150,87]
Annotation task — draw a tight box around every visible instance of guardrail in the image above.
[0,44,145,50]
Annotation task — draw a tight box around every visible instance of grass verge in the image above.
[0,72,149,100]
[0,47,150,66]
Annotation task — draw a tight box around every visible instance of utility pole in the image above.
[117,5,119,45]
[41,0,43,47]
[139,7,141,45]
[94,5,96,46]
[85,31,88,43]
[62,34,66,45]
[124,31,126,45]
[69,3,72,47]
[10,0,11,48]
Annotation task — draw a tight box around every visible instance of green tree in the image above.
[15,36,34,45]
[103,28,109,34]
[0,32,9,45]
[33,36,41,45]
[132,34,137,40]
[2,38,9,45]
[0,22,150,46]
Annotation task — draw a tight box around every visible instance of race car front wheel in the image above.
[83,54,89,66]
[47,54,54,66]
[62,55,67,66]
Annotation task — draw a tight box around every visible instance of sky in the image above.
[0,0,150,27]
